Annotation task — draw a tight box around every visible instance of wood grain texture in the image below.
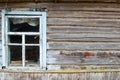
[48,18,120,27]
[47,65,120,70]
[48,26,120,33]
[48,33,120,42]
[0,72,120,80]
[0,0,120,3]
[48,11,120,19]
[48,42,120,50]
[48,33,120,39]
[0,3,120,11]
[47,51,120,65]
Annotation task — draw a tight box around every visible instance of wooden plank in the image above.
[47,65,120,70]
[56,0,119,3]
[0,72,120,80]
[48,26,120,33]
[48,42,120,50]
[48,38,120,42]
[48,11,120,19]
[47,56,120,65]
[45,3,120,12]
[0,3,120,12]
[0,0,119,3]
[48,18,120,27]
[47,50,120,65]
[48,33,120,39]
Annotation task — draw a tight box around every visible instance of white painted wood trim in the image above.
[7,32,40,35]
[42,12,47,70]
[7,43,40,46]
[6,16,41,18]
[1,9,6,68]
[22,34,25,67]
[40,17,42,69]
[6,11,43,15]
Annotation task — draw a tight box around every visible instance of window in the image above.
[2,10,47,69]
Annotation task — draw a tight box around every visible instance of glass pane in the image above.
[25,35,39,44]
[25,46,39,67]
[8,18,39,32]
[8,35,22,43]
[9,46,22,66]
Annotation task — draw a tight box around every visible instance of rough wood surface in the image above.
[0,3,120,11]
[48,33,120,39]
[48,42,120,50]
[47,65,120,70]
[0,0,120,3]
[47,50,120,65]
[48,26,120,33]
[48,11,120,19]
[48,18,120,27]
[0,72,120,80]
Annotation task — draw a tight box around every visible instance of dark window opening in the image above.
[25,35,39,44]
[9,35,22,43]
[25,46,39,67]
[9,18,39,32]
[9,46,22,66]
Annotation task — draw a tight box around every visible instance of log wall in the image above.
[0,2,120,70]
[46,3,120,69]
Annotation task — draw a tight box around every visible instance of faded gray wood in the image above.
[47,64,120,70]
[48,11,120,19]
[48,33,120,39]
[48,38,120,42]
[47,51,120,65]
[48,42,120,50]
[0,72,120,80]
[48,26,120,33]
[48,18,120,27]
[48,33,120,42]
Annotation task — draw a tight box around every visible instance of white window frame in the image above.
[1,9,47,70]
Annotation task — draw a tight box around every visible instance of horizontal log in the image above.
[0,3,120,12]
[48,38,120,42]
[45,3,120,11]
[48,26,120,33]
[48,33,120,39]
[47,51,120,65]
[47,65,120,70]
[47,50,120,65]
[48,42,120,50]
[48,18,120,27]
[0,0,119,3]
[47,50,120,58]
[48,11,120,19]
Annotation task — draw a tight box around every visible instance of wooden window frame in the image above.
[1,9,47,70]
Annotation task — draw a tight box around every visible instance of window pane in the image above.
[8,18,39,32]
[25,46,39,67]
[8,35,22,43]
[9,46,22,66]
[25,35,39,44]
